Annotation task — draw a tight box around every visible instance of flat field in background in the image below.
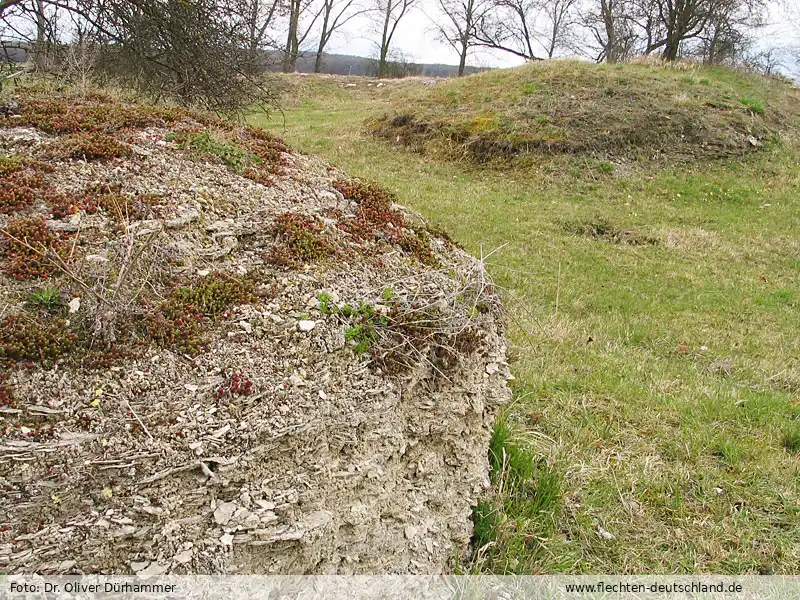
[251,65,800,574]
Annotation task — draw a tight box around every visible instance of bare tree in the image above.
[630,0,765,60]
[313,0,367,72]
[473,0,579,60]
[282,0,324,72]
[34,0,45,47]
[31,0,60,68]
[474,0,545,60]
[0,1,33,63]
[744,47,784,75]
[40,0,275,113]
[0,0,27,17]
[661,0,714,59]
[696,4,753,64]
[539,0,580,57]
[231,0,282,67]
[431,0,493,76]
[372,0,416,78]
[581,0,638,62]
[0,0,63,67]
[62,33,101,93]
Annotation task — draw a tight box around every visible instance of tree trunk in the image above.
[662,35,679,61]
[314,48,324,72]
[282,37,293,72]
[547,19,557,59]
[662,5,683,62]
[378,0,392,78]
[705,25,720,64]
[601,0,617,63]
[36,0,45,41]
[378,47,388,77]
[283,0,300,73]
[247,1,259,72]
[314,4,331,73]
[457,39,467,76]
[290,38,300,71]
[34,0,48,69]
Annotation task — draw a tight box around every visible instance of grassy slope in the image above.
[252,63,800,574]
[368,60,798,165]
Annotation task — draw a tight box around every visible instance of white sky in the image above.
[324,12,527,68]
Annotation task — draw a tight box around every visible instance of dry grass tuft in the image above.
[660,226,721,253]
[563,217,658,246]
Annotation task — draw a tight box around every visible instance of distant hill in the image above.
[0,41,484,79]
[0,43,31,63]
[265,52,488,78]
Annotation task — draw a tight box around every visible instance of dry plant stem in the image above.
[110,225,161,303]
[124,398,153,440]
[0,228,112,308]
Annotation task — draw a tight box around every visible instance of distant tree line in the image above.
[0,0,792,110]
[434,0,777,74]
[263,50,487,76]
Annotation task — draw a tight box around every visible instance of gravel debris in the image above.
[0,101,511,575]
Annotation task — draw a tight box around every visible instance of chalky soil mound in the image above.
[0,90,511,574]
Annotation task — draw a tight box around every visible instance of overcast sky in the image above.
[320,1,800,75]
[323,12,535,68]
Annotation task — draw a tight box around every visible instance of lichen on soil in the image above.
[0,89,511,575]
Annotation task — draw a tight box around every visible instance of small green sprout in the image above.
[317,292,337,314]
[28,286,62,312]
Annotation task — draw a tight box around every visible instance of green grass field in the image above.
[251,63,800,574]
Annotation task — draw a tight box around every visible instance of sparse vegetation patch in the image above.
[563,218,658,246]
[472,417,563,573]
[0,375,16,409]
[739,97,766,115]
[167,127,288,181]
[782,427,800,454]
[239,127,290,178]
[26,285,63,313]
[44,132,133,161]
[143,297,207,356]
[319,285,493,376]
[267,211,334,269]
[334,178,438,265]
[0,313,78,363]
[167,130,257,172]
[4,93,201,135]
[340,300,385,354]
[0,216,72,280]
[0,155,48,214]
[171,272,255,320]
[142,273,257,354]
[216,371,255,400]
[47,183,166,221]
